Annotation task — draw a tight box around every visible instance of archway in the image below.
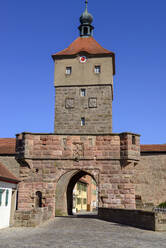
[67,170,98,215]
[55,170,98,216]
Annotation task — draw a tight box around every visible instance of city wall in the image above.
[134,153,166,209]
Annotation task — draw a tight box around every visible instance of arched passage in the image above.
[55,170,98,216]
[67,170,98,215]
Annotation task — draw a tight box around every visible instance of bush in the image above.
[158,201,166,208]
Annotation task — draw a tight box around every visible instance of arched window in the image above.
[35,191,42,208]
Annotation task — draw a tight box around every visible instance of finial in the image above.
[85,0,88,10]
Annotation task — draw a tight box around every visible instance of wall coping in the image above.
[99,207,155,216]
[16,132,140,137]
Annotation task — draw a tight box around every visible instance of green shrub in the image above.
[158,201,166,208]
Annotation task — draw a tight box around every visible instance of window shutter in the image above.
[0,189,3,206]
[5,189,9,206]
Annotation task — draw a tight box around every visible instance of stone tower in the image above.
[52,1,115,134]
[15,1,140,226]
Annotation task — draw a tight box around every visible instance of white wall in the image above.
[0,181,16,229]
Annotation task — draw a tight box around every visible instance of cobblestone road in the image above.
[0,217,166,248]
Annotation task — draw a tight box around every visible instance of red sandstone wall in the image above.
[134,153,166,208]
[16,133,140,161]
[16,132,140,214]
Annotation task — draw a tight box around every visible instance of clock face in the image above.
[80,56,87,63]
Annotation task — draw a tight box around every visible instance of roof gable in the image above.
[0,162,19,183]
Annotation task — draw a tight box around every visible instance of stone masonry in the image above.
[134,153,166,209]
[53,45,114,135]
[15,132,140,219]
[55,85,112,134]
[1,3,166,230]
[13,5,142,226]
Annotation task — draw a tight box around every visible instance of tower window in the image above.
[81,117,85,126]
[80,89,86,97]
[132,135,136,145]
[94,65,101,74]
[84,27,88,36]
[35,191,42,208]
[66,66,72,75]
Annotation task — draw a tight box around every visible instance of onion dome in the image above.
[80,1,93,25]
[78,0,94,37]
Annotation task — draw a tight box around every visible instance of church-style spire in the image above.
[78,0,94,37]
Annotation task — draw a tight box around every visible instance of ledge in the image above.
[16,132,140,137]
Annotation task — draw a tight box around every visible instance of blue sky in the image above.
[0,0,166,144]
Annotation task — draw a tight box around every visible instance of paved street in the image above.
[0,217,166,248]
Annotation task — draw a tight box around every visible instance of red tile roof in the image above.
[79,178,88,184]
[0,162,19,183]
[0,138,16,155]
[52,37,115,74]
[141,144,166,152]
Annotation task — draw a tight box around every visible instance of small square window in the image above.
[81,117,85,126]
[80,89,86,97]
[94,65,101,74]
[66,66,72,75]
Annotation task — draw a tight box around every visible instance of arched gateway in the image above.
[14,2,140,226]
[55,169,98,216]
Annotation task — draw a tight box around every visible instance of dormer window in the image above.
[94,65,101,74]
[66,66,72,75]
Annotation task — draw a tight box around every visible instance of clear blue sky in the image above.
[0,0,166,144]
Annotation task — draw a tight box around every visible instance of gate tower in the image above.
[15,1,140,226]
[52,1,115,134]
